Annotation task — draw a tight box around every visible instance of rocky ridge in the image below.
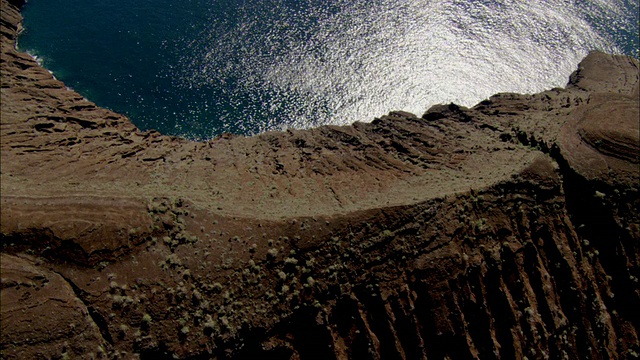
[1,0,639,358]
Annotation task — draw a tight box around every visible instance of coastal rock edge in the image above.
[1,1,638,359]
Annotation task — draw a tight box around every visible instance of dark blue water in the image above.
[19,0,639,139]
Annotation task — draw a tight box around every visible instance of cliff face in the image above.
[1,1,638,359]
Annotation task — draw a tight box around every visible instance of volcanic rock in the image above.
[1,0,638,358]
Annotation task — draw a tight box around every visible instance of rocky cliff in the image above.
[1,0,638,358]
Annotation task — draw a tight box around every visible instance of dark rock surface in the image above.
[1,0,638,358]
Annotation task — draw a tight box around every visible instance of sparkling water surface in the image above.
[19,0,639,139]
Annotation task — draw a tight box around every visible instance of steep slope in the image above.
[1,0,638,358]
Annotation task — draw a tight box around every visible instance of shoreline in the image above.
[15,0,639,140]
[1,0,639,358]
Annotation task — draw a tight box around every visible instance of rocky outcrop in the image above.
[1,0,638,358]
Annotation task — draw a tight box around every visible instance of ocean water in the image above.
[18,0,639,139]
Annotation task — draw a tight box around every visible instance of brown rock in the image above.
[1,254,107,359]
[1,0,638,358]
[560,92,639,186]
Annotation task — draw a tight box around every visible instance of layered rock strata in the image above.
[1,0,638,358]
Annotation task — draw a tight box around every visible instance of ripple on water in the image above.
[19,0,639,139]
